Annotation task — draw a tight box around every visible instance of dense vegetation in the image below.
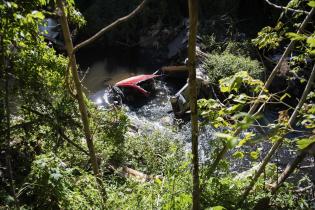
[1,0,315,209]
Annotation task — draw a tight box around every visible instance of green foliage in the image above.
[124,130,186,174]
[20,153,103,209]
[201,175,246,209]
[296,137,315,150]
[219,71,264,93]
[308,0,315,7]
[105,131,192,210]
[252,22,285,50]
[92,107,129,165]
[202,52,264,84]
[1,0,315,209]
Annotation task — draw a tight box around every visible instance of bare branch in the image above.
[73,0,148,52]
[265,0,309,15]
[80,67,90,83]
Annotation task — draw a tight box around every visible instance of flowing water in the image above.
[77,46,314,181]
[76,46,217,162]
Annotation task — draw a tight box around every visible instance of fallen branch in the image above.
[108,165,162,183]
[265,0,309,15]
[269,149,307,193]
[73,0,148,52]
[161,65,188,73]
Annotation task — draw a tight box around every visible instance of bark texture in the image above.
[187,0,200,209]
[57,0,101,192]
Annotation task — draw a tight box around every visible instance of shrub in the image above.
[124,130,186,174]
[202,52,264,84]
[20,154,103,209]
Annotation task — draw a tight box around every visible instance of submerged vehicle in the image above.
[104,74,160,105]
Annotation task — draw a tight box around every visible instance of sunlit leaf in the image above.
[208,206,226,210]
[286,32,306,41]
[297,137,315,150]
[250,151,260,160]
[215,133,239,149]
[280,93,291,101]
[307,37,315,48]
[31,11,45,20]
[232,151,244,159]
[308,0,315,7]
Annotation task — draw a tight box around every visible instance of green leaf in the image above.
[280,93,291,101]
[207,206,226,210]
[31,11,45,20]
[238,132,255,147]
[286,32,306,41]
[250,151,260,160]
[307,37,315,48]
[308,0,315,7]
[232,151,244,159]
[226,104,242,113]
[219,71,247,92]
[297,137,315,150]
[215,133,239,149]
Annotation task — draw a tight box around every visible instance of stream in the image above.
[77,45,314,182]
[77,45,216,163]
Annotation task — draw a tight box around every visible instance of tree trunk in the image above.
[187,0,200,209]
[268,61,315,193]
[56,0,103,195]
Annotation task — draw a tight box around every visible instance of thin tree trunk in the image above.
[240,57,315,201]
[268,62,315,193]
[270,150,307,193]
[207,7,315,179]
[187,0,200,209]
[56,0,103,196]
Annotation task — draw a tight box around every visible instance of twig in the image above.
[295,184,313,193]
[73,0,148,52]
[265,0,309,15]
[80,67,90,83]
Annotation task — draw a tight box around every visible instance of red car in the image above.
[113,74,160,102]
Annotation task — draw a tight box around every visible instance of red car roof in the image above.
[115,74,160,97]
[115,74,159,86]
